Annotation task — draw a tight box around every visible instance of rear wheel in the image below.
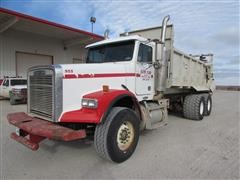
[203,93,212,116]
[183,94,205,120]
[94,107,140,163]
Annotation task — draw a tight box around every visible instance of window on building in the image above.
[137,44,153,63]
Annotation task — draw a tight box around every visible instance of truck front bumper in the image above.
[9,91,27,103]
[7,112,86,151]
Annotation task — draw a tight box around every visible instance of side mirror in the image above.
[156,43,164,61]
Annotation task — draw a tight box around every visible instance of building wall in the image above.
[0,29,87,78]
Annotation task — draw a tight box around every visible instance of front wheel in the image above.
[94,107,140,163]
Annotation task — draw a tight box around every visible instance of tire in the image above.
[10,96,17,105]
[94,107,140,163]
[203,93,212,116]
[183,94,205,120]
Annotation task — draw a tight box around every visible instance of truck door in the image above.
[135,43,154,96]
[1,79,10,97]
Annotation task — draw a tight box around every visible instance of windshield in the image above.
[87,40,135,63]
[11,79,27,86]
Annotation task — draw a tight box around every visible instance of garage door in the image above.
[16,52,53,77]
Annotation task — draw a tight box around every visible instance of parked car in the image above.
[0,77,27,105]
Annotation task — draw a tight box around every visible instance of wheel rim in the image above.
[207,99,211,111]
[200,101,204,115]
[117,121,135,151]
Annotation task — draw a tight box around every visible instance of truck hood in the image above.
[11,85,27,90]
[60,63,134,113]
[61,63,128,78]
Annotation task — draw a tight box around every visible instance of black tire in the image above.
[203,93,212,116]
[94,107,140,163]
[183,94,205,120]
[10,96,17,105]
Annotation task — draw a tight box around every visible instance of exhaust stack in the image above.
[155,15,170,95]
[161,15,170,43]
[104,29,110,39]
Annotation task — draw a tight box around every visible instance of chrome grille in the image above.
[29,69,54,120]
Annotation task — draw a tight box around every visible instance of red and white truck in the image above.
[8,16,214,163]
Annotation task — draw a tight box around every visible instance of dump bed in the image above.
[126,25,215,92]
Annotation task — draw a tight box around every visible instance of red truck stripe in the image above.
[64,74,78,79]
[64,73,140,79]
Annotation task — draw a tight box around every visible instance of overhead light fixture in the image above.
[90,17,96,33]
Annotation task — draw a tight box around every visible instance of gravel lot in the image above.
[0,90,239,179]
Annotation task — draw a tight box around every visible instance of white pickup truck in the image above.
[0,77,27,104]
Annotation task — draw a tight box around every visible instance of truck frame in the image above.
[8,16,214,163]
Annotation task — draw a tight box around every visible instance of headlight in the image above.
[81,98,98,109]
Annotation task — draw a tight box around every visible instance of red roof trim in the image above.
[0,7,104,40]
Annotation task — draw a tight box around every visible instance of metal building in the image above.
[0,8,103,79]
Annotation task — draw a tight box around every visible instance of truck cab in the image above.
[86,35,156,100]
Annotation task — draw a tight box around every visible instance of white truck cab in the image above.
[86,35,156,99]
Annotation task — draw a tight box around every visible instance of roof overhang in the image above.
[0,8,104,47]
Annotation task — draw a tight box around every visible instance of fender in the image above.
[60,89,140,124]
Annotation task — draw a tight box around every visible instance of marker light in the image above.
[102,85,109,92]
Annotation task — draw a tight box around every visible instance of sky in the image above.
[0,0,239,85]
